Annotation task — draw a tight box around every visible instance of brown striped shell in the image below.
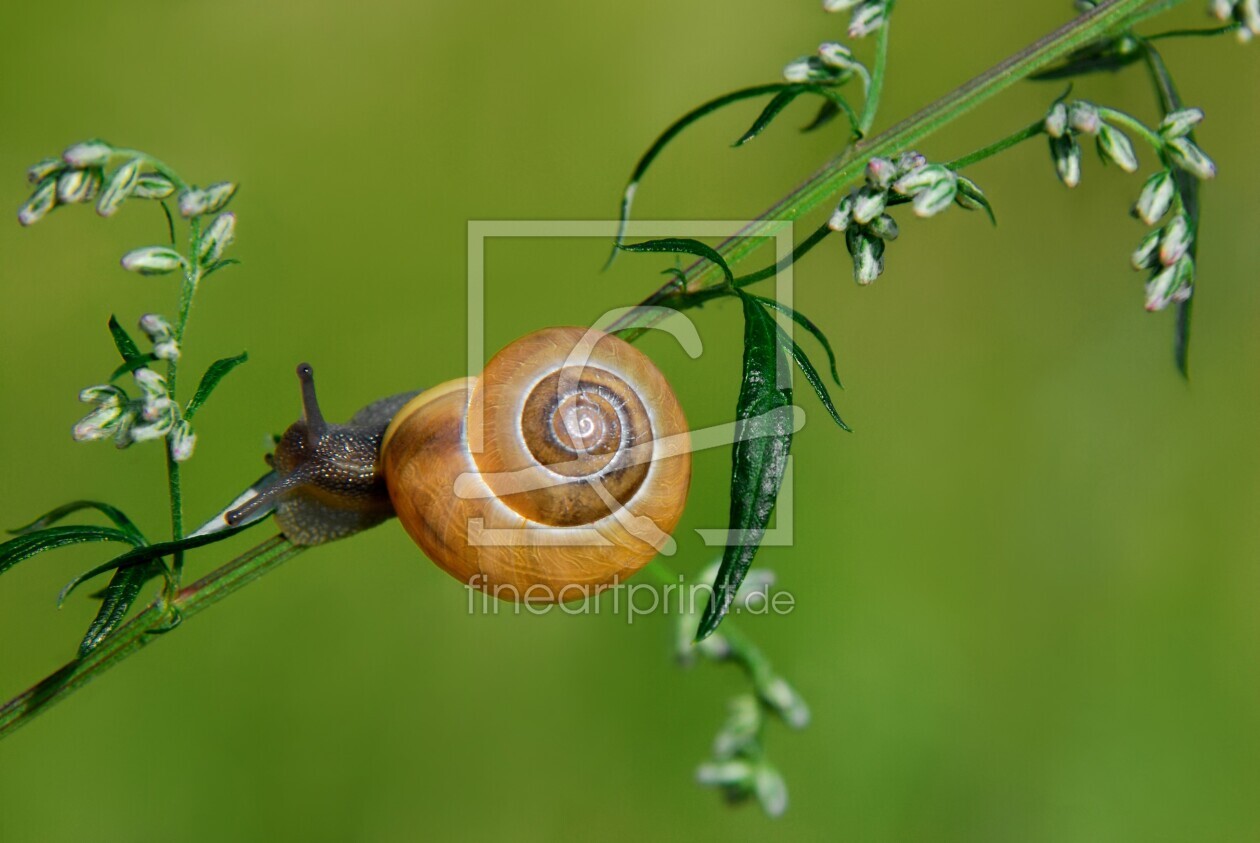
[381,327,691,600]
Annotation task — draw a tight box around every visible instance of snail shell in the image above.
[381,326,691,600]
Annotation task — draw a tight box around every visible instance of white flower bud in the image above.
[18,179,57,227]
[1068,101,1101,135]
[1044,103,1069,139]
[894,150,927,176]
[139,313,174,342]
[96,159,141,218]
[153,340,180,361]
[1158,215,1192,266]
[892,163,949,196]
[827,195,854,232]
[1097,124,1139,173]
[818,41,859,71]
[1210,0,1236,21]
[57,169,100,204]
[170,419,197,462]
[912,171,959,218]
[1134,170,1176,225]
[753,764,789,818]
[27,158,63,184]
[1240,0,1260,35]
[134,173,176,200]
[61,140,113,169]
[1158,108,1205,139]
[130,412,176,441]
[848,229,885,286]
[121,246,186,276]
[867,213,899,241]
[79,384,126,407]
[73,405,125,442]
[782,57,815,84]
[851,185,887,224]
[198,212,236,264]
[1166,137,1217,180]
[1050,135,1082,188]
[762,676,810,728]
[822,0,863,10]
[848,1,887,38]
[1145,256,1193,312]
[865,156,897,189]
[1131,229,1162,271]
[696,760,755,787]
[133,367,168,396]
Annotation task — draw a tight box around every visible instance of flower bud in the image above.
[178,181,237,218]
[139,313,174,341]
[62,140,113,169]
[848,1,887,38]
[96,158,141,218]
[1158,215,1192,266]
[782,57,817,84]
[130,410,176,441]
[1166,137,1217,180]
[121,246,185,276]
[851,185,887,224]
[761,676,811,728]
[198,212,236,264]
[696,760,755,787]
[1097,124,1138,173]
[1145,256,1194,312]
[713,694,761,758]
[892,162,949,197]
[1050,134,1082,188]
[867,213,899,241]
[1210,0,1235,21]
[1068,101,1101,135]
[57,168,100,204]
[822,0,863,10]
[753,763,789,818]
[893,150,927,176]
[912,171,958,218]
[1134,170,1175,225]
[827,195,854,232]
[865,156,897,189]
[170,419,197,462]
[847,228,885,286]
[73,405,126,442]
[27,158,64,184]
[818,41,858,71]
[1044,102,1069,139]
[18,179,57,227]
[1239,0,1260,35]
[1131,229,1162,271]
[954,174,989,212]
[134,173,176,200]
[79,384,127,407]
[1158,107,1205,139]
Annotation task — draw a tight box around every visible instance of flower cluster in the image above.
[827,152,989,285]
[18,140,236,228]
[72,315,196,461]
[783,40,871,92]
[1211,0,1260,41]
[679,565,808,818]
[1044,100,1140,187]
[823,0,891,38]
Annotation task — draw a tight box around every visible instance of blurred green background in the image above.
[2,1,1259,840]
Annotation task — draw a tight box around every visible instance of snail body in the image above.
[211,327,691,599]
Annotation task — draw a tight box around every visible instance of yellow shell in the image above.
[382,327,691,600]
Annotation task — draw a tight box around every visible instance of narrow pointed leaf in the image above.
[606,83,797,265]
[801,98,840,134]
[185,352,249,420]
[0,526,138,577]
[10,500,146,545]
[109,353,159,382]
[1030,48,1143,81]
[750,295,842,388]
[201,257,241,281]
[773,323,849,431]
[78,564,153,656]
[620,238,735,286]
[734,86,858,147]
[697,295,795,641]
[106,315,143,364]
[58,520,261,605]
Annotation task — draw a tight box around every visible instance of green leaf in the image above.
[734,85,859,147]
[0,526,139,578]
[801,98,841,134]
[78,564,154,656]
[109,353,159,382]
[774,323,849,431]
[749,295,843,388]
[697,294,796,641]
[201,257,241,281]
[606,83,800,266]
[620,239,734,286]
[1030,43,1144,81]
[184,352,249,420]
[107,315,143,364]
[10,500,146,545]
[57,520,262,605]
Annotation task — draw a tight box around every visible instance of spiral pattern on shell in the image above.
[381,326,691,600]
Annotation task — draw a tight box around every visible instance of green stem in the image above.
[608,0,1187,339]
[1146,23,1242,40]
[0,536,304,741]
[946,120,1045,171]
[857,12,892,134]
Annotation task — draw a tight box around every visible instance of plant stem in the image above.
[857,13,892,135]
[0,536,304,741]
[946,120,1044,171]
[608,0,1187,339]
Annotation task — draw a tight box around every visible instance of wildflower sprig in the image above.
[827,152,992,285]
[1210,0,1260,41]
[666,563,808,819]
[8,140,249,655]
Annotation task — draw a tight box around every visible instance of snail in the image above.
[194,326,691,599]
